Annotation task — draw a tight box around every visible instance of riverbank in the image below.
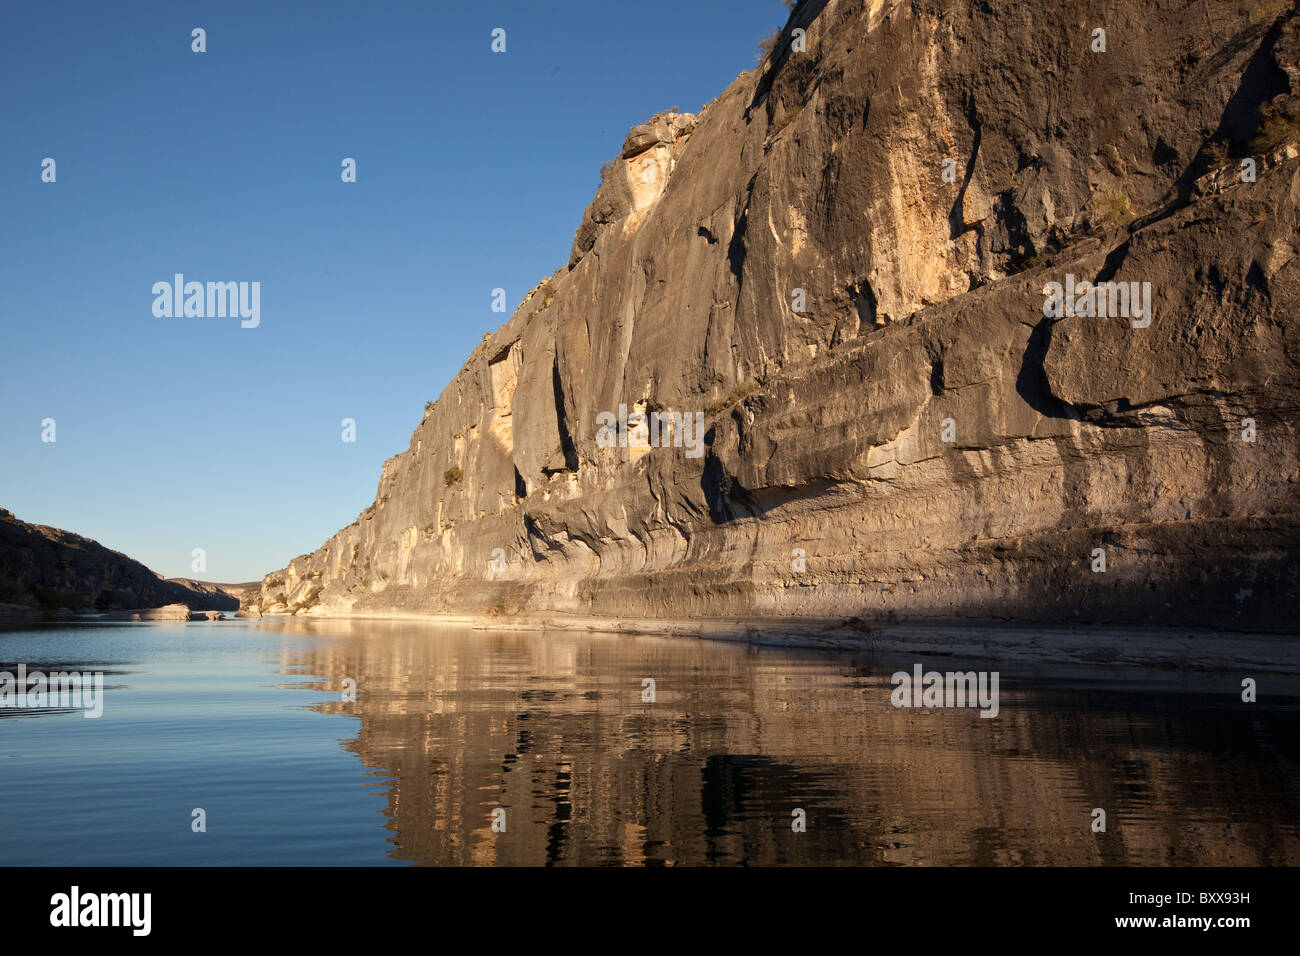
[252,609,1300,674]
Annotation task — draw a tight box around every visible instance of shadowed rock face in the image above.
[262,0,1300,630]
[0,509,240,612]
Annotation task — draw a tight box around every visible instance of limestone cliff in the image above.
[262,0,1300,631]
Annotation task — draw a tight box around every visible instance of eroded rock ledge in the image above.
[261,0,1300,631]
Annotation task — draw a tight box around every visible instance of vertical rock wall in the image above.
[261,0,1300,631]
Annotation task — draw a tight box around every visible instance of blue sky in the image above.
[0,1,787,583]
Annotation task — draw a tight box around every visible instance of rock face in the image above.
[101,604,196,622]
[262,0,1300,631]
[0,509,241,613]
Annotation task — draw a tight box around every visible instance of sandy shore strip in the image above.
[250,609,1300,674]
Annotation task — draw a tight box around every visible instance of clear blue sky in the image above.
[0,1,787,583]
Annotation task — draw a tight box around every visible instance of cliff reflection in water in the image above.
[266,619,1300,866]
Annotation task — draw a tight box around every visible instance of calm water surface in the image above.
[1,618,1297,866]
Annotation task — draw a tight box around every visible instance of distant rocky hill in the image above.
[166,577,261,607]
[260,0,1300,631]
[0,509,240,613]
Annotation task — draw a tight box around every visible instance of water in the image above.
[1,618,1297,866]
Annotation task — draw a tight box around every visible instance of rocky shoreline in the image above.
[0,602,255,624]
[250,609,1300,674]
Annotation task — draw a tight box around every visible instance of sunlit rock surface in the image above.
[262,0,1300,631]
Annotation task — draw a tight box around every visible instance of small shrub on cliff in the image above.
[643,105,681,124]
[443,467,463,487]
[704,379,760,415]
[1202,139,1230,167]
[1251,98,1300,155]
[771,100,802,135]
[1087,189,1136,233]
[1014,248,1057,273]
[756,28,782,63]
